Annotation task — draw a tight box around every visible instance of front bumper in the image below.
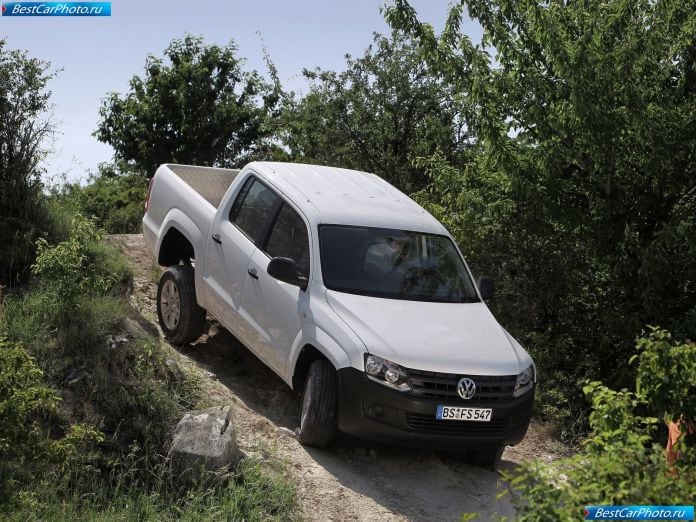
[337,367,534,450]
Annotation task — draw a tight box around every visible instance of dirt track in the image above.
[108,234,563,522]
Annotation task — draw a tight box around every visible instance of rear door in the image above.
[203,175,281,338]
[240,201,311,376]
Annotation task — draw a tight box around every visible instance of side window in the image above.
[229,177,280,242]
[265,204,310,278]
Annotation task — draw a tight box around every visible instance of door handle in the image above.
[247,267,259,279]
[211,233,222,244]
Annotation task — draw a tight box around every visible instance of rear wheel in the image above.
[297,359,338,448]
[467,445,504,468]
[157,265,206,345]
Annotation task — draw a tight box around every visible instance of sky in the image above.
[1,0,482,183]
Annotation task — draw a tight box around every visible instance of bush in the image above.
[505,329,696,520]
[0,338,101,501]
[2,215,131,377]
[0,214,191,449]
[634,328,696,424]
[1,210,300,519]
[59,166,148,234]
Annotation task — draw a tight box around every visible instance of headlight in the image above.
[513,364,535,397]
[364,354,411,392]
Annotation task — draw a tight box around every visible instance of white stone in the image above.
[168,405,238,481]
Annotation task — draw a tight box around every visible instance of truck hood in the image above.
[325,290,527,375]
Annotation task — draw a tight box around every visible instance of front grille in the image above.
[408,368,516,401]
[404,413,510,434]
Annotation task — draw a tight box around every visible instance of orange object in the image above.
[666,418,695,466]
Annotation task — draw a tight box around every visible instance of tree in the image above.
[386,0,696,435]
[283,32,467,193]
[95,35,281,177]
[0,40,55,288]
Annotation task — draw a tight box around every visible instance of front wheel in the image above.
[297,359,338,448]
[156,265,206,345]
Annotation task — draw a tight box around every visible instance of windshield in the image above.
[319,225,480,302]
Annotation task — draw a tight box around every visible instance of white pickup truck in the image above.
[143,162,536,465]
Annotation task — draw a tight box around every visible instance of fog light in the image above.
[366,404,384,418]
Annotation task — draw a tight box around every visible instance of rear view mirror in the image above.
[477,276,494,300]
[267,257,307,290]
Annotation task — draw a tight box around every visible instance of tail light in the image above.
[145,175,156,211]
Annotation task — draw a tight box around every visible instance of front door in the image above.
[239,202,311,375]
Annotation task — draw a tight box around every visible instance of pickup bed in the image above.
[143,161,536,465]
[143,164,239,259]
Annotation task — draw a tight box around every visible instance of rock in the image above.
[123,317,151,339]
[168,406,239,482]
[105,334,129,350]
[123,314,160,338]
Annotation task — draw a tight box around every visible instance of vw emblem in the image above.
[457,377,476,400]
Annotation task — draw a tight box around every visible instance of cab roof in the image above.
[249,162,446,235]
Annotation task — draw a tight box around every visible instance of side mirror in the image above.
[477,276,494,300]
[267,257,307,289]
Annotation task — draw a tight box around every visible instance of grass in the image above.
[0,213,301,520]
[4,456,299,522]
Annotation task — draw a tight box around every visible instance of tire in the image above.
[297,359,338,448]
[467,445,505,468]
[156,265,206,345]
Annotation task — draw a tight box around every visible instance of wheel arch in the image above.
[288,323,359,392]
[292,345,328,392]
[156,210,203,266]
[290,332,352,392]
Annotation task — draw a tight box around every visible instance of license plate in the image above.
[436,405,492,422]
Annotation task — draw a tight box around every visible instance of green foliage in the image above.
[0,210,299,521]
[1,213,188,449]
[59,164,148,233]
[93,337,199,451]
[95,34,283,176]
[634,327,696,423]
[504,331,696,520]
[3,455,299,521]
[508,448,695,522]
[0,338,61,467]
[32,214,127,300]
[4,215,133,373]
[0,40,56,288]
[283,32,467,193]
[386,0,696,437]
[0,338,101,500]
[582,382,657,452]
